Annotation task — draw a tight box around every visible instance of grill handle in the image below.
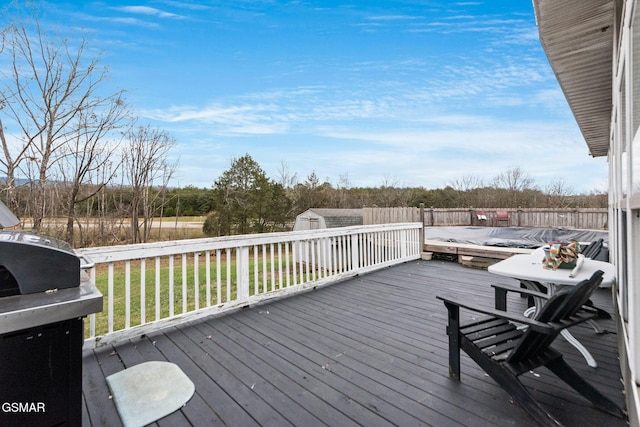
[77,254,95,270]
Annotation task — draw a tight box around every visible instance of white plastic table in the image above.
[488,252,616,288]
[488,252,616,367]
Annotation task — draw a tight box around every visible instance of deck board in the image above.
[82,259,627,427]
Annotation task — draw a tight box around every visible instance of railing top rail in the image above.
[77,222,422,263]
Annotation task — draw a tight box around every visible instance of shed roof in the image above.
[532,0,614,157]
[305,208,364,228]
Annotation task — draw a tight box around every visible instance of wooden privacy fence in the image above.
[363,207,421,225]
[364,206,609,230]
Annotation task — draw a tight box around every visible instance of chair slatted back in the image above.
[582,239,604,259]
[506,270,604,363]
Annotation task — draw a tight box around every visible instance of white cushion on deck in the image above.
[106,361,194,427]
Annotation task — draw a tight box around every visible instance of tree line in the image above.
[200,155,606,237]
[0,151,607,246]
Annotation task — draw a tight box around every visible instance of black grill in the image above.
[0,231,102,427]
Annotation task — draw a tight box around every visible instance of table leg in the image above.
[587,319,605,334]
[560,330,598,368]
[534,282,599,368]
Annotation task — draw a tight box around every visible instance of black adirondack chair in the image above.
[437,270,625,426]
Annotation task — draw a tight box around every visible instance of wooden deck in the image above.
[82,260,627,427]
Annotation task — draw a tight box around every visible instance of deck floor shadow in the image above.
[82,260,627,427]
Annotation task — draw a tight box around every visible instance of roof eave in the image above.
[532,0,614,158]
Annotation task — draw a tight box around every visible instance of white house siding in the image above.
[601,0,639,423]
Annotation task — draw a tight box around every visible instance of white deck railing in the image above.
[77,223,422,347]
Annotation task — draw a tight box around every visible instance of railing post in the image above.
[351,233,360,270]
[419,203,425,251]
[88,268,97,338]
[400,229,408,259]
[237,246,250,301]
[108,263,114,334]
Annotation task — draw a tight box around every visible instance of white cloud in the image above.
[159,1,212,11]
[105,17,159,28]
[115,6,185,19]
[143,103,289,135]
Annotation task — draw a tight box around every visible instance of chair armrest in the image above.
[436,294,554,333]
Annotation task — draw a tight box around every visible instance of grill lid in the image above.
[0,231,81,296]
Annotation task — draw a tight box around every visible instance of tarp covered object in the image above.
[424,226,608,249]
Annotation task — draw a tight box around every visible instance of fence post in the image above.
[430,206,435,226]
[517,206,522,227]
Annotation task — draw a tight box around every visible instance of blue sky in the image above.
[8,1,608,193]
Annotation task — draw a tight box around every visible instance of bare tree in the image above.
[450,175,484,207]
[493,166,535,192]
[0,15,128,231]
[370,175,414,207]
[0,20,28,214]
[276,160,298,209]
[377,175,401,207]
[0,119,25,214]
[544,178,574,208]
[123,125,177,243]
[58,103,128,245]
[451,175,484,192]
[276,160,298,189]
[492,166,535,206]
[335,172,351,208]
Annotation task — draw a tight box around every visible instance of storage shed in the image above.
[292,209,364,271]
[293,208,363,231]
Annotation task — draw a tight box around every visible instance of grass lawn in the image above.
[86,251,299,337]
